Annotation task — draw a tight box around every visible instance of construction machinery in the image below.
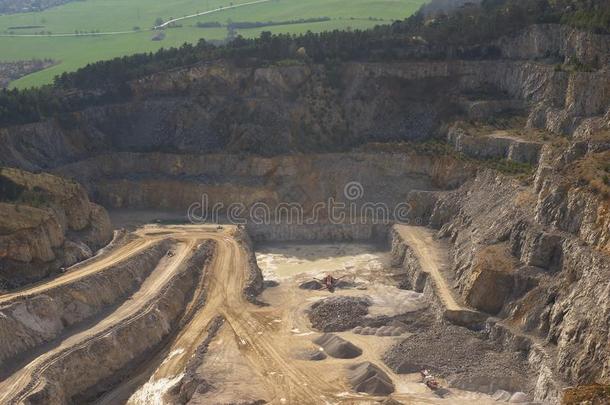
[420,369,440,391]
[313,274,346,292]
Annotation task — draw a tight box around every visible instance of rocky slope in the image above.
[0,239,172,369]
[405,143,610,395]
[0,25,608,167]
[0,167,112,288]
[50,152,472,218]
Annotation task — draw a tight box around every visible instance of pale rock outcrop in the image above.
[447,125,543,164]
[0,168,113,287]
[405,147,610,395]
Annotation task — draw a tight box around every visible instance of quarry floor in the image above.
[0,220,510,404]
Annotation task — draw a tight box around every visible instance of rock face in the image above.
[406,144,610,399]
[235,226,265,303]
[0,24,609,168]
[49,152,471,214]
[461,245,516,315]
[0,168,113,288]
[447,125,543,165]
[496,24,610,67]
[0,239,173,368]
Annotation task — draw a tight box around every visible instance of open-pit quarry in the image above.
[0,217,539,405]
[1,19,609,405]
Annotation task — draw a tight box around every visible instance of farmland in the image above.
[0,0,426,88]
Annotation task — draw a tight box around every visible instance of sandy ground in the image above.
[394,226,462,311]
[0,223,504,404]
[175,242,501,404]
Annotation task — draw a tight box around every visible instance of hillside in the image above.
[0,0,425,88]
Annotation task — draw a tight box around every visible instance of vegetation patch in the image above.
[361,140,534,177]
[569,151,610,198]
[0,0,426,88]
[563,384,610,405]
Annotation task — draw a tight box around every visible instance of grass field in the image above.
[0,0,426,89]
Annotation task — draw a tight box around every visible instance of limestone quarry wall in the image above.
[51,152,472,215]
[0,168,113,288]
[388,225,562,403]
[406,164,610,392]
[0,27,609,171]
[16,241,214,404]
[0,239,173,368]
[496,24,610,66]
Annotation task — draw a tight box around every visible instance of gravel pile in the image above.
[299,280,356,290]
[383,323,533,395]
[314,334,362,359]
[308,296,371,331]
[353,325,405,337]
[346,362,395,395]
[295,348,327,361]
[308,296,435,333]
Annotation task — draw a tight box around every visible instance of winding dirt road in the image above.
[0,223,494,404]
[0,238,153,303]
[0,225,220,403]
[394,225,463,311]
[110,227,338,404]
[0,224,344,404]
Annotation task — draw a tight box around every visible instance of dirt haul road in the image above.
[394,225,462,311]
[107,226,339,404]
[0,225,344,404]
[0,238,154,303]
[0,225,219,404]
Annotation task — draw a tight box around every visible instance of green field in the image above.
[0,0,425,89]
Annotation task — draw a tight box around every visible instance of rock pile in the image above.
[346,362,395,395]
[308,296,370,332]
[313,334,362,359]
[352,325,405,337]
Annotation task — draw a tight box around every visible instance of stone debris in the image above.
[493,389,512,401]
[383,323,533,395]
[352,325,405,337]
[313,333,362,359]
[308,296,371,332]
[295,348,327,361]
[509,392,530,403]
[346,362,395,395]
